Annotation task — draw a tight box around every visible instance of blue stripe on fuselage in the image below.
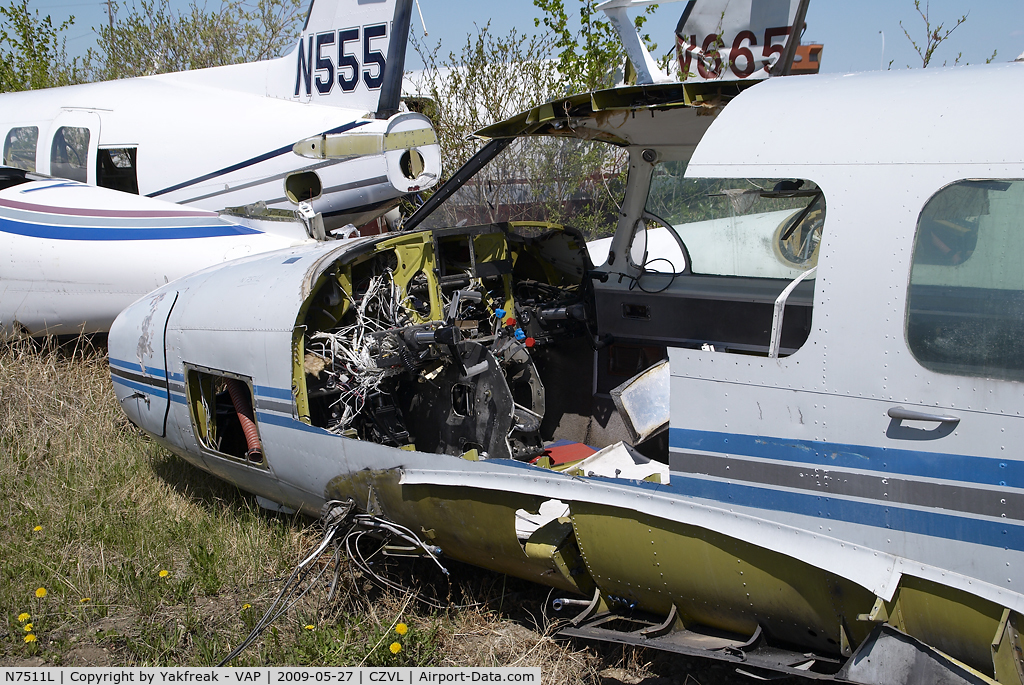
[109,359,291,403]
[255,385,294,401]
[670,427,1024,490]
[111,375,169,400]
[109,357,168,379]
[0,215,260,241]
[106,364,1024,551]
[657,472,1024,552]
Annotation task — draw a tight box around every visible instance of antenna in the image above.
[414,0,428,36]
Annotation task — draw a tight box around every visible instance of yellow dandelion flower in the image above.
[33,526,42,532]
[389,642,401,654]
[80,598,91,603]
[18,613,30,622]
[304,624,315,631]
[158,570,169,578]
[35,588,46,598]
[24,634,37,644]
[242,604,251,610]
[24,623,33,632]
[395,623,408,635]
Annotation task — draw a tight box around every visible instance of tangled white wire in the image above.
[308,272,412,432]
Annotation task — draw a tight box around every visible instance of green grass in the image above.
[0,339,608,680]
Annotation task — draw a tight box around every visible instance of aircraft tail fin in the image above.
[273,0,414,115]
[598,0,809,85]
[674,0,810,82]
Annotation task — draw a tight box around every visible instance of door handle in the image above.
[887,406,959,424]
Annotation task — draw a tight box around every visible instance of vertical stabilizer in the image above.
[271,0,414,114]
[675,0,809,82]
[598,0,809,85]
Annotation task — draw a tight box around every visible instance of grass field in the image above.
[0,339,791,685]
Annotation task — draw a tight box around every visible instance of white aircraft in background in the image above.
[0,0,439,230]
[0,165,315,338]
[0,0,440,338]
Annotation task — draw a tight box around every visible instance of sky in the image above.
[30,0,1024,74]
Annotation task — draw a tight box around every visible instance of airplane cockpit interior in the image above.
[197,117,830,468]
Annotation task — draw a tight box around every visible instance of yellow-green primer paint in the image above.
[568,501,875,656]
[324,470,590,595]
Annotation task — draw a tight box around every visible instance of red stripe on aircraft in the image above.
[0,197,218,218]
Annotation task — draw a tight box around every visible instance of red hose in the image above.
[226,379,263,463]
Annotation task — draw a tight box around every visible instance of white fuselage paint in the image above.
[107,62,1024,670]
[0,0,442,337]
[0,82,437,225]
[0,178,311,336]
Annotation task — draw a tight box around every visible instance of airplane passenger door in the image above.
[108,289,178,438]
[43,110,100,184]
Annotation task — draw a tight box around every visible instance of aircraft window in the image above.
[907,179,1024,381]
[50,126,90,183]
[594,171,825,357]
[414,136,627,241]
[3,126,38,171]
[96,147,139,194]
[642,166,824,278]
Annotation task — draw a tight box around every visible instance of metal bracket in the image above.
[570,587,607,627]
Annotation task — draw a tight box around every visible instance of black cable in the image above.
[218,500,357,666]
[217,526,339,666]
[634,258,678,294]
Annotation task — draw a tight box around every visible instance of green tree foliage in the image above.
[410,24,628,239]
[533,0,655,92]
[411,24,560,173]
[0,0,83,92]
[84,0,304,80]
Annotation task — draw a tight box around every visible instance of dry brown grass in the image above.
[0,339,600,680]
[0,338,783,685]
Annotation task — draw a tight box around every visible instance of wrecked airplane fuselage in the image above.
[110,66,1024,683]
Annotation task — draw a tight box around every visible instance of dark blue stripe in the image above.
[111,375,169,400]
[658,473,1024,552]
[452,458,1024,551]
[112,360,290,401]
[670,427,1023,489]
[256,385,294,401]
[21,181,82,192]
[147,120,370,198]
[110,357,166,379]
[257,411,330,435]
[0,216,259,241]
